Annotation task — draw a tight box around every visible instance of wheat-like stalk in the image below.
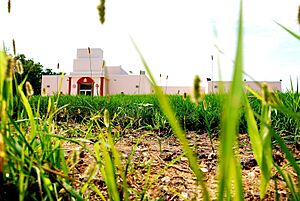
[25,81,34,97]
[298,5,300,25]
[16,60,23,75]
[104,109,110,128]
[0,134,5,173]
[193,75,201,104]
[97,0,106,24]
[12,39,16,56]
[8,0,11,13]
[6,55,14,80]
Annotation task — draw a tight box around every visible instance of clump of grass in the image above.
[0,50,92,200]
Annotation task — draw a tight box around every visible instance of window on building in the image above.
[79,83,93,96]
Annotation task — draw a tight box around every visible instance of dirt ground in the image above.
[65,131,299,200]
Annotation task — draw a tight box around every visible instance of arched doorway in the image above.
[77,77,94,96]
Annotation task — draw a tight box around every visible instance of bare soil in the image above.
[64,131,299,200]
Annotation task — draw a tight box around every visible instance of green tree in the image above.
[14,54,61,95]
[15,54,43,95]
[43,68,58,75]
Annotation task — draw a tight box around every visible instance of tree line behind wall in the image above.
[15,54,64,95]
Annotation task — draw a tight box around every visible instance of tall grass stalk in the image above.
[217,0,244,200]
[244,85,274,198]
[275,21,300,41]
[131,39,210,200]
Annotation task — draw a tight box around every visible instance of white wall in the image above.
[163,86,205,95]
[41,75,69,96]
[245,81,281,92]
[73,59,104,73]
[77,48,103,59]
[207,81,282,93]
[73,48,104,73]
[106,66,128,75]
[108,75,152,95]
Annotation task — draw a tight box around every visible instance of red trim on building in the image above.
[100,77,104,96]
[77,77,94,84]
[77,77,95,96]
[68,77,72,95]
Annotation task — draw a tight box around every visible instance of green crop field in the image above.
[30,93,299,139]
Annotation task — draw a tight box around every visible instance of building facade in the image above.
[41,48,153,96]
[207,80,282,94]
[163,86,205,95]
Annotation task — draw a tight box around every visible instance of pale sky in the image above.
[0,0,299,91]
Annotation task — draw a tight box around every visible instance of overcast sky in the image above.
[0,0,299,90]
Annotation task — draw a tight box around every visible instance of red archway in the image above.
[77,77,94,95]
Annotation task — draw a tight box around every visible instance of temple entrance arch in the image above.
[77,77,94,96]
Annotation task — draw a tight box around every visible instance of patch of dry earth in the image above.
[64,132,299,200]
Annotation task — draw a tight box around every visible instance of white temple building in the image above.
[41,48,153,96]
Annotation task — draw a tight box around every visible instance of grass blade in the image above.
[17,84,36,141]
[99,139,120,201]
[90,184,106,201]
[275,21,300,40]
[243,94,262,165]
[274,163,299,201]
[61,180,84,201]
[218,0,244,200]
[131,38,209,200]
